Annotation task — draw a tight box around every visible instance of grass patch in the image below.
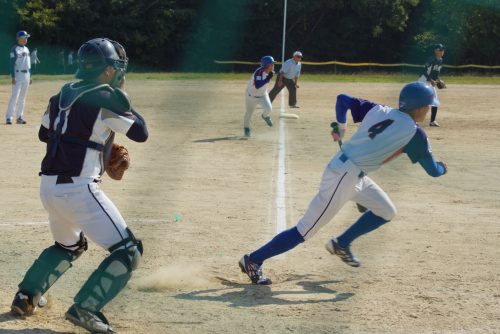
[1,72,499,85]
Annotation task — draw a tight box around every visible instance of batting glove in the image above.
[331,122,346,142]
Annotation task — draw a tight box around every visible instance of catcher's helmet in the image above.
[76,38,128,80]
[260,55,276,67]
[399,82,439,111]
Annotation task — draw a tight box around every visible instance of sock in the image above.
[430,106,438,122]
[249,227,304,264]
[337,211,389,248]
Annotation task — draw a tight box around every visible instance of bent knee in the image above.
[373,204,397,221]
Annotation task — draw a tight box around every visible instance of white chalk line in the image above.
[276,91,287,235]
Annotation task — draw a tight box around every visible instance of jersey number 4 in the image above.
[368,119,394,139]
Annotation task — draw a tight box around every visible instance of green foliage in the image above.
[0,0,498,73]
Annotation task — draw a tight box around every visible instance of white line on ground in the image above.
[276,91,287,234]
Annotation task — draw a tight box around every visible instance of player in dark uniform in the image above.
[10,38,148,333]
[419,43,445,127]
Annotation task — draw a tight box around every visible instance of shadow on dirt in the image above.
[0,312,75,334]
[175,275,354,307]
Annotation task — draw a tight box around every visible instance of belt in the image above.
[248,93,264,98]
[54,175,100,184]
[56,175,73,184]
[15,70,28,73]
[339,153,366,178]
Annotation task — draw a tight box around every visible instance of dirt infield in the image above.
[0,79,499,333]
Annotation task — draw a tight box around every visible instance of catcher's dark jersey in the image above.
[39,81,148,178]
[420,56,443,81]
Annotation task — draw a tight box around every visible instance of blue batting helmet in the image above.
[16,31,30,38]
[260,55,276,67]
[76,38,128,80]
[399,82,439,111]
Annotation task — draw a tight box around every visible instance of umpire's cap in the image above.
[76,38,128,80]
[399,82,439,112]
[16,31,30,38]
[260,55,276,67]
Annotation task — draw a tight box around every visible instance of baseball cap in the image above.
[293,51,303,58]
[434,43,445,50]
[16,31,30,39]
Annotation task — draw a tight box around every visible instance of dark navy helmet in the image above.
[16,31,30,38]
[260,55,276,67]
[76,38,128,80]
[434,43,445,51]
[399,82,439,111]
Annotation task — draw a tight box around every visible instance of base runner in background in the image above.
[239,82,447,285]
[243,55,276,138]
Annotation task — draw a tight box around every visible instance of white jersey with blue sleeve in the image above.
[339,105,417,172]
[333,94,446,176]
[246,67,272,97]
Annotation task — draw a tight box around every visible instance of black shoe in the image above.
[6,119,12,125]
[239,255,272,285]
[289,105,300,109]
[65,304,114,333]
[16,118,27,124]
[244,127,251,137]
[11,291,46,316]
[261,114,273,127]
[325,238,361,267]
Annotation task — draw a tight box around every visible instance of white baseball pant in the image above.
[296,153,397,240]
[244,93,272,129]
[6,71,30,121]
[40,175,129,251]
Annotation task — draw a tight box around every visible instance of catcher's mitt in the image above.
[106,143,130,180]
[435,79,446,89]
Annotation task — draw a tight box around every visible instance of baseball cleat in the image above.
[239,255,272,285]
[326,238,361,267]
[16,118,27,124]
[65,304,114,333]
[289,105,300,108]
[11,292,47,316]
[261,114,273,127]
[6,119,12,125]
[244,127,251,137]
[429,121,440,127]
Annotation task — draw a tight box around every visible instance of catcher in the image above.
[10,38,148,333]
[418,43,446,127]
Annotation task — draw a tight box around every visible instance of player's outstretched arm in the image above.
[403,128,447,177]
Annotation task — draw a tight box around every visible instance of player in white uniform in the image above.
[10,38,148,333]
[239,82,448,284]
[6,31,31,125]
[243,55,276,137]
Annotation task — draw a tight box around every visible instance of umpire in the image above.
[269,51,302,108]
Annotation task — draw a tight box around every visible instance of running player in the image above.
[239,82,447,284]
[243,55,275,137]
